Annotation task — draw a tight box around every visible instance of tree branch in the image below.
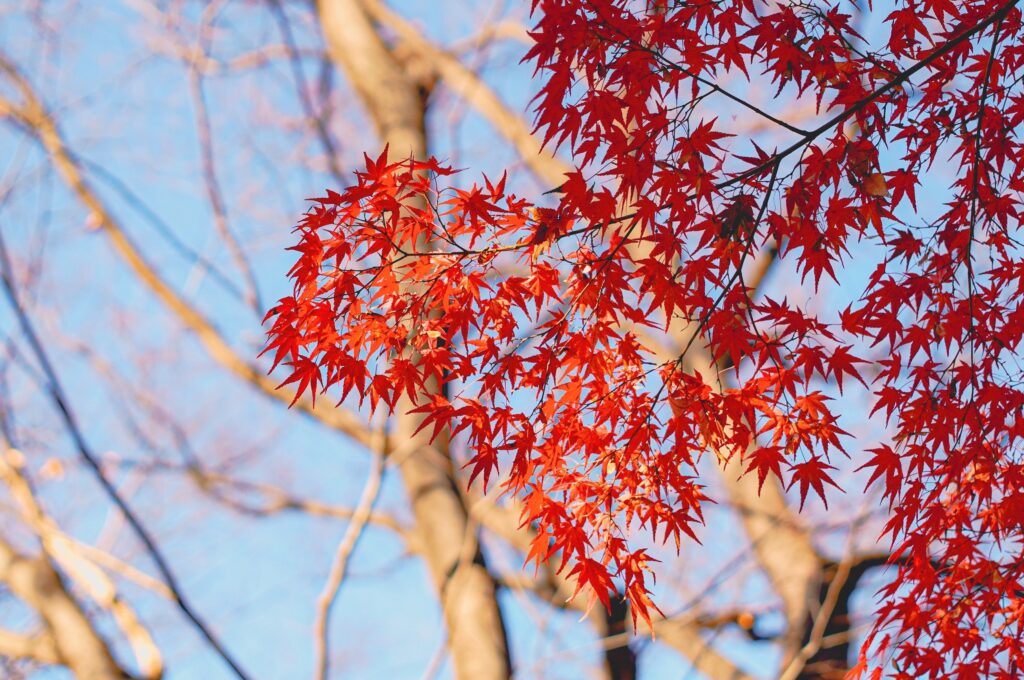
[0,536,128,679]
[359,0,571,187]
[0,225,249,679]
[314,2,512,678]
[0,446,163,678]
[0,629,59,666]
[312,420,385,680]
[0,51,378,451]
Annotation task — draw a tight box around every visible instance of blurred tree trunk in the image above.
[316,2,512,678]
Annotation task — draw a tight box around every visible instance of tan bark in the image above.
[371,7,822,668]
[651,618,756,680]
[316,2,511,678]
[0,629,60,666]
[0,447,163,679]
[0,538,128,680]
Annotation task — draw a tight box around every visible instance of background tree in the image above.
[2,1,1018,679]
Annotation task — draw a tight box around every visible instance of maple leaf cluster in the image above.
[266,0,1024,675]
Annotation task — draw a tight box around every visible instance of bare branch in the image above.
[649,617,757,680]
[359,0,571,187]
[267,0,346,182]
[0,536,128,679]
[187,67,263,313]
[312,420,385,680]
[473,491,757,680]
[0,222,250,679]
[187,464,411,538]
[0,51,378,450]
[0,629,59,666]
[449,20,531,55]
[0,446,163,678]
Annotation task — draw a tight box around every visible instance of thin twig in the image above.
[267,0,346,183]
[312,416,386,680]
[187,51,263,313]
[0,50,377,448]
[0,229,251,680]
[0,445,164,678]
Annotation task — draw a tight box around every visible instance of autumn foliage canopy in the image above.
[265,0,1024,676]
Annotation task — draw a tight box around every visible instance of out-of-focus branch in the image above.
[513,606,755,680]
[468,492,581,610]
[185,464,412,539]
[0,446,163,678]
[0,51,378,451]
[312,420,385,680]
[72,153,247,302]
[0,221,250,679]
[267,0,346,182]
[648,616,756,680]
[0,629,59,666]
[188,66,263,313]
[359,0,570,187]
[186,2,262,313]
[473,492,755,680]
[786,551,894,680]
[316,0,425,158]
[66,537,173,600]
[450,20,531,55]
[315,3,512,678]
[0,536,128,680]
[779,554,855,680]
[54,337,411,546]
[127,0,314,76]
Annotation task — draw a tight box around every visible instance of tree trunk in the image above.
[316,2,512,678]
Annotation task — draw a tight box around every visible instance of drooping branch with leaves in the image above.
[266,1,1024,677]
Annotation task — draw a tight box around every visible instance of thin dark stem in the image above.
[71,152,247,303]
[267,0,346,183]
[964,9,1008,392]
[595,0,1021,229]
[0,228,251,680]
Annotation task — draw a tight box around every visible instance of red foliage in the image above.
[265,1,1024,675]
